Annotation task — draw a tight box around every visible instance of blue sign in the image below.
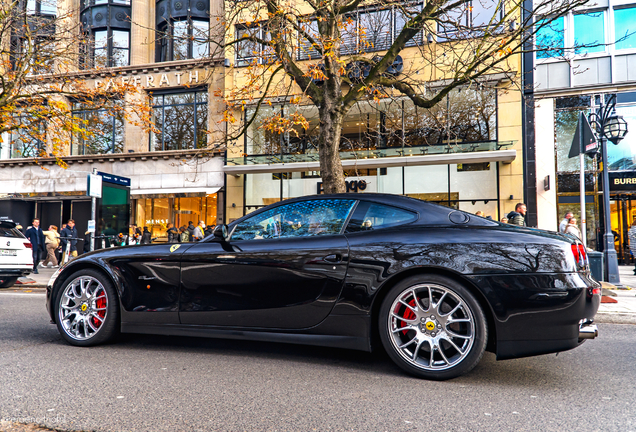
[97,172,131,187]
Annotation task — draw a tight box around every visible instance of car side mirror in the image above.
[213,224,228,241]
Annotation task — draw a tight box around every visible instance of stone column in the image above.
[130,0,154,65]
[124,91,151,153]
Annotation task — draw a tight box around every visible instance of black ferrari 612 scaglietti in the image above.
[46,193,600,380]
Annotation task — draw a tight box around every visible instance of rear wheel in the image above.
[0,277,19,288]
[379,275,487,380]
[54,269,119,346]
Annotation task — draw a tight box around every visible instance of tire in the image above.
[54,269,119,346]
[0,277,18,288]
[379,274,487,380]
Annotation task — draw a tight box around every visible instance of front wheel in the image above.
[379,275,487,380]
[54,269,119,346]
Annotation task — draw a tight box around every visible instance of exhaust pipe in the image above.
[579,319,598,340]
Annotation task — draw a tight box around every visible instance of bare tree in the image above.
[0,0,151,163]
[222,0,588,193]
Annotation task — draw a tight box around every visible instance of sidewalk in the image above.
[596,265,636,324]
[5,263,636,323]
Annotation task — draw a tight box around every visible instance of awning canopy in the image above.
[224,149,517,175]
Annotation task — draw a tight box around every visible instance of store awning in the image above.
[223,149,517,175]
[130,186,222,198]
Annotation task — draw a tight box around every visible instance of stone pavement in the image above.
[6,263,636,323]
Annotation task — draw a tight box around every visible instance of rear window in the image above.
[346,202,417,232]
[0,224,24,238]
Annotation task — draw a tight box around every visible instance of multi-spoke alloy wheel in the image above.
[55,270,119,346]
[379,275,487,380]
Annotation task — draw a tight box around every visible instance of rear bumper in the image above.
[0,267,32,278]
[469,272,601,360]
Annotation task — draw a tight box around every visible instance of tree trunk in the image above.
[318,105,346,194]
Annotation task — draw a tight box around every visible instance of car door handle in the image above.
[322,254,342,263]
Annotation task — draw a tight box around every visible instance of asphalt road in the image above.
[1,290,635,432]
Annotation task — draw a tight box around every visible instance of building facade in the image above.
[223,1,528,223]
[0,0,226,245]
[533,0,636,257]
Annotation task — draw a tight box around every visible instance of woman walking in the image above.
[565,217,582,240]
[42,225,60,268]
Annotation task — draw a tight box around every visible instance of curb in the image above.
[594,313,636,324]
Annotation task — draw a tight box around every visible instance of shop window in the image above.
[614,7,636,51]
[7,117,46,159]
[235,23,272,66]
[150,90,208,151]
[71,101,125,155]
[79,0,131,69]
[26,0,56,15]
[535,16,564,59]
[437,0,503,42]
[157,19,209,62]
[231,199,356,240]
[574,11,605,55]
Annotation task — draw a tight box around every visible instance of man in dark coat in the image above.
[25,218,45,274]
[506,203,527,226]
[187,221,196,242]
[140,227,152,244]
[60,219,78,264]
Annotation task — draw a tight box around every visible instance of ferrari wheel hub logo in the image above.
[81,304,88,312]
[425,321,436,331]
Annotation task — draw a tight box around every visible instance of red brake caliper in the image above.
[93,290,106,328]
[399,299,417,335]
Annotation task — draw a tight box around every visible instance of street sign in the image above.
[87,173,102,198]
[87,220,96,233]
[97,171,131,187]
[569,112,599,158]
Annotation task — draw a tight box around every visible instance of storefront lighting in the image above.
[603,111,628,144]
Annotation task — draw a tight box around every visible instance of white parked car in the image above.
[0,218,33,288]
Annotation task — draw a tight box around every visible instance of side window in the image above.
[346,202,417,232]
[231,199,356,241]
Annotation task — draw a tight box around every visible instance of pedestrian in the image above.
[187,221,196,242]
[204,224,214,237]
[179,226,189,243]
[83,230,92,253]
[60,219,78,265]
[140,227,152,244]
[475,211,485,217]
[192,221,206,241]
[25,218,45,274]
[166,223,179,243]
[559,210,574,233]
[628,222,636,275]
[565,217,582,240]
[506,203,527,226]
[41,225,60,268]
[500,217,508,223]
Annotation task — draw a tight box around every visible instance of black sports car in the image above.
[46,193,600,380]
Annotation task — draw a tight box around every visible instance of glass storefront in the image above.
[245,162,500,219]
[133,194,218,240]
[554,91,636,253]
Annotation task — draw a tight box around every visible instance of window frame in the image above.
[70,101,125,156]
[157,18,210,62]
[345,200,418,233]
[149,87,209,152]
[230,198,359,241]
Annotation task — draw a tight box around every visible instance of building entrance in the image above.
[610,194,636,264]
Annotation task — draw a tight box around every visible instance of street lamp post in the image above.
[589,94,629,284]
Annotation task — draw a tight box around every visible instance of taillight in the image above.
[578,244,588,267]
[571,244,588,268]
[23,241,32,249]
